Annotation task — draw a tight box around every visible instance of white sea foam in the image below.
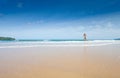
[0,40,120,48]
[93,40,116,42]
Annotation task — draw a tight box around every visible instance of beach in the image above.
[0,41,120,78]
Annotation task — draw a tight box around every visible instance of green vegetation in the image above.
[0,37,15,41]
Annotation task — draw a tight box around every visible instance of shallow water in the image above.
[0,40,119,48]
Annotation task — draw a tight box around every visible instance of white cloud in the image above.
[36,20,44,24]
[2,12,119,39]
[0,13,4,17]
[27,22,32,25]
[17,2,24,8]
[27,20,44,25]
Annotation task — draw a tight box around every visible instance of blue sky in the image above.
[0,0,120,39]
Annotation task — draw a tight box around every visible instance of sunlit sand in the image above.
[0,44,120,78]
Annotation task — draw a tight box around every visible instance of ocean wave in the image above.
[93,40,116,42]
[0,41,119,48]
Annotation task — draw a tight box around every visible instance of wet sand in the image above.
[0,44,120,78]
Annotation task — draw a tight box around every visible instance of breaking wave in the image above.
[0,40,120,48]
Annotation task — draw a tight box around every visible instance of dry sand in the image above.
[0,44,120,78]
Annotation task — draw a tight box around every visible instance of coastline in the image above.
[0,42,120,78]
[0,40,120,48]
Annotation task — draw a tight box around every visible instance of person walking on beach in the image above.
[83,33,87,41]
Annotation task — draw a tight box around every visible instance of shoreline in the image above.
[0,40,120,48]
[0,43,120,78]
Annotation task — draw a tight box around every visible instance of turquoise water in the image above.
[0,39,86,43]
[0,39,120,48]
[19,39,85,41]
[1,39,118,42]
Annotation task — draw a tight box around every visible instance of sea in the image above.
[0,39,120,48]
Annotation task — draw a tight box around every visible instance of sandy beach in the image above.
[0,0,120,77]
[0,43,120,78]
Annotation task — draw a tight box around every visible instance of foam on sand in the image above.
[0,41,120,78]
[0,40,120,48]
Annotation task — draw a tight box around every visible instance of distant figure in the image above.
[83,33,87,41]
